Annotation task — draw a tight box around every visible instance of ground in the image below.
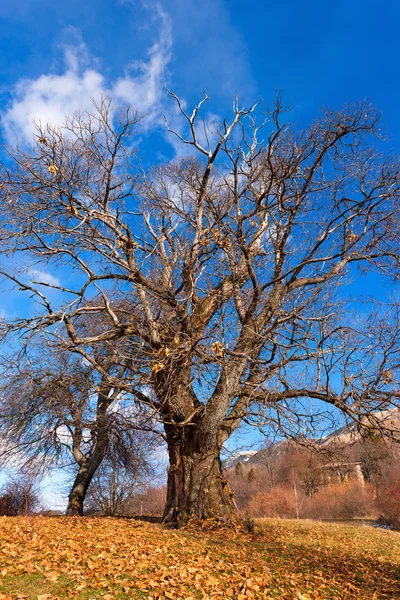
[0,517,399,599]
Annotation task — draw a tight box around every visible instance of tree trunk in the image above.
[66,386,111,516]
[162,424,238,527]
[66,465,95,516]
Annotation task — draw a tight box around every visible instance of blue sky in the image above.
[0,0,398,308]
[1,0,400,142]
[0,0,396,325]
[0,0,399,504]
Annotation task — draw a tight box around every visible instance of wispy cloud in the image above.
[164,0,256,100]
[114,4,172,123]
[2,0,257,163]
[2,6,172,142]
[29,269,61,287]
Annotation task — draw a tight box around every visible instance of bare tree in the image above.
[0,341,159,516]
[0,476,40,516]
[0,95,400,526]
[85,433,157,516]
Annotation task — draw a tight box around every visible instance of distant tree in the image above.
[85,433,158,516]
[0,477,39,516]
[235,462,244,478]
[360,434,392,489]
[1,95,400,527]
[247,468,256,484]
[370,443,400,527]
[124,485,167,517]
[248,486,297,519]
[375,479,400,529]
[302,481,374,520]
[280,445,324,497]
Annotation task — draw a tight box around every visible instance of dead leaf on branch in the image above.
[212,341,224,357]
[383,369,393,384]
[47,164,58,175]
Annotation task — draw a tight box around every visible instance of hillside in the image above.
[224,408,400,470]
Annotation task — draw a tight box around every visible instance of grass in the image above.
[0,516,398,599]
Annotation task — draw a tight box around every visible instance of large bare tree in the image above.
[0,95,399,526]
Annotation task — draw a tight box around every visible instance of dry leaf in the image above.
[47,164,58,175]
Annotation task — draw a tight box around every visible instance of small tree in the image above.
[360,434,392,489]
[124,485,167,517]
[247,468,256,484]
[0,342,159,516]
[235,461,244,478]
[85,433,158,516]
[0,477,39,516]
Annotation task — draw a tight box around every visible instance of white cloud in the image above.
[29,269,61,287]
[114,5,172,122]
[4,68,107,142]
[2,6,172,142]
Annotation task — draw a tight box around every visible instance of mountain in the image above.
[224,408,400,470]
[318,408,400,448]
[223,450,258,469]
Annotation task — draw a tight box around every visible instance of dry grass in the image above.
[0,516,398,599]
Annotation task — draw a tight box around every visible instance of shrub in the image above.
[248,486,297,518]
[302,482,374,520]
[375,482,400,529]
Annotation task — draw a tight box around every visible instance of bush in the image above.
[246,481,374,521]
[248,486,297,518]
[244,509,255,533]
[302,482,374,520]
[375,482,400,529]
[0,493,16,516]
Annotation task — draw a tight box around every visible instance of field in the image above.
[0,517,399,599]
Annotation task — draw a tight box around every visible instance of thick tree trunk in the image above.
[66,465,95,516]
[162,425,238,527]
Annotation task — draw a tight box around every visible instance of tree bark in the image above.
[66,441,108,515]
[66,385,112,516]
[66,464,98,516]
[162,424,238,527]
